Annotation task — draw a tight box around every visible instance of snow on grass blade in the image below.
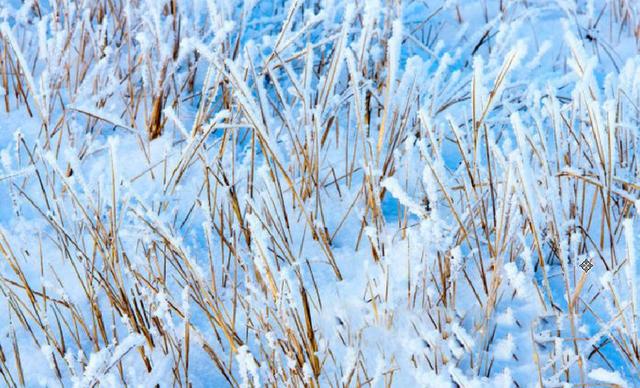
[0,0,639,386]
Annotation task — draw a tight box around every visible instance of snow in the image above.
[588,368,628,388]
[0,0,639,386]
[236,345,260,388]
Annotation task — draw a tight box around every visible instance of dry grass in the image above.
[0,0,639,387]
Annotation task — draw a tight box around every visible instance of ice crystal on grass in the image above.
[0,0,639,386]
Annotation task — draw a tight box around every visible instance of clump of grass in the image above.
[0,0,639,386]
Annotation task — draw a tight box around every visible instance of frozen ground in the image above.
[0,0,639,386]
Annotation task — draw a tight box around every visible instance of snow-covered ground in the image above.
[0,0,639,386]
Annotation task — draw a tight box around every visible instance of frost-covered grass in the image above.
[0,0,640,386]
